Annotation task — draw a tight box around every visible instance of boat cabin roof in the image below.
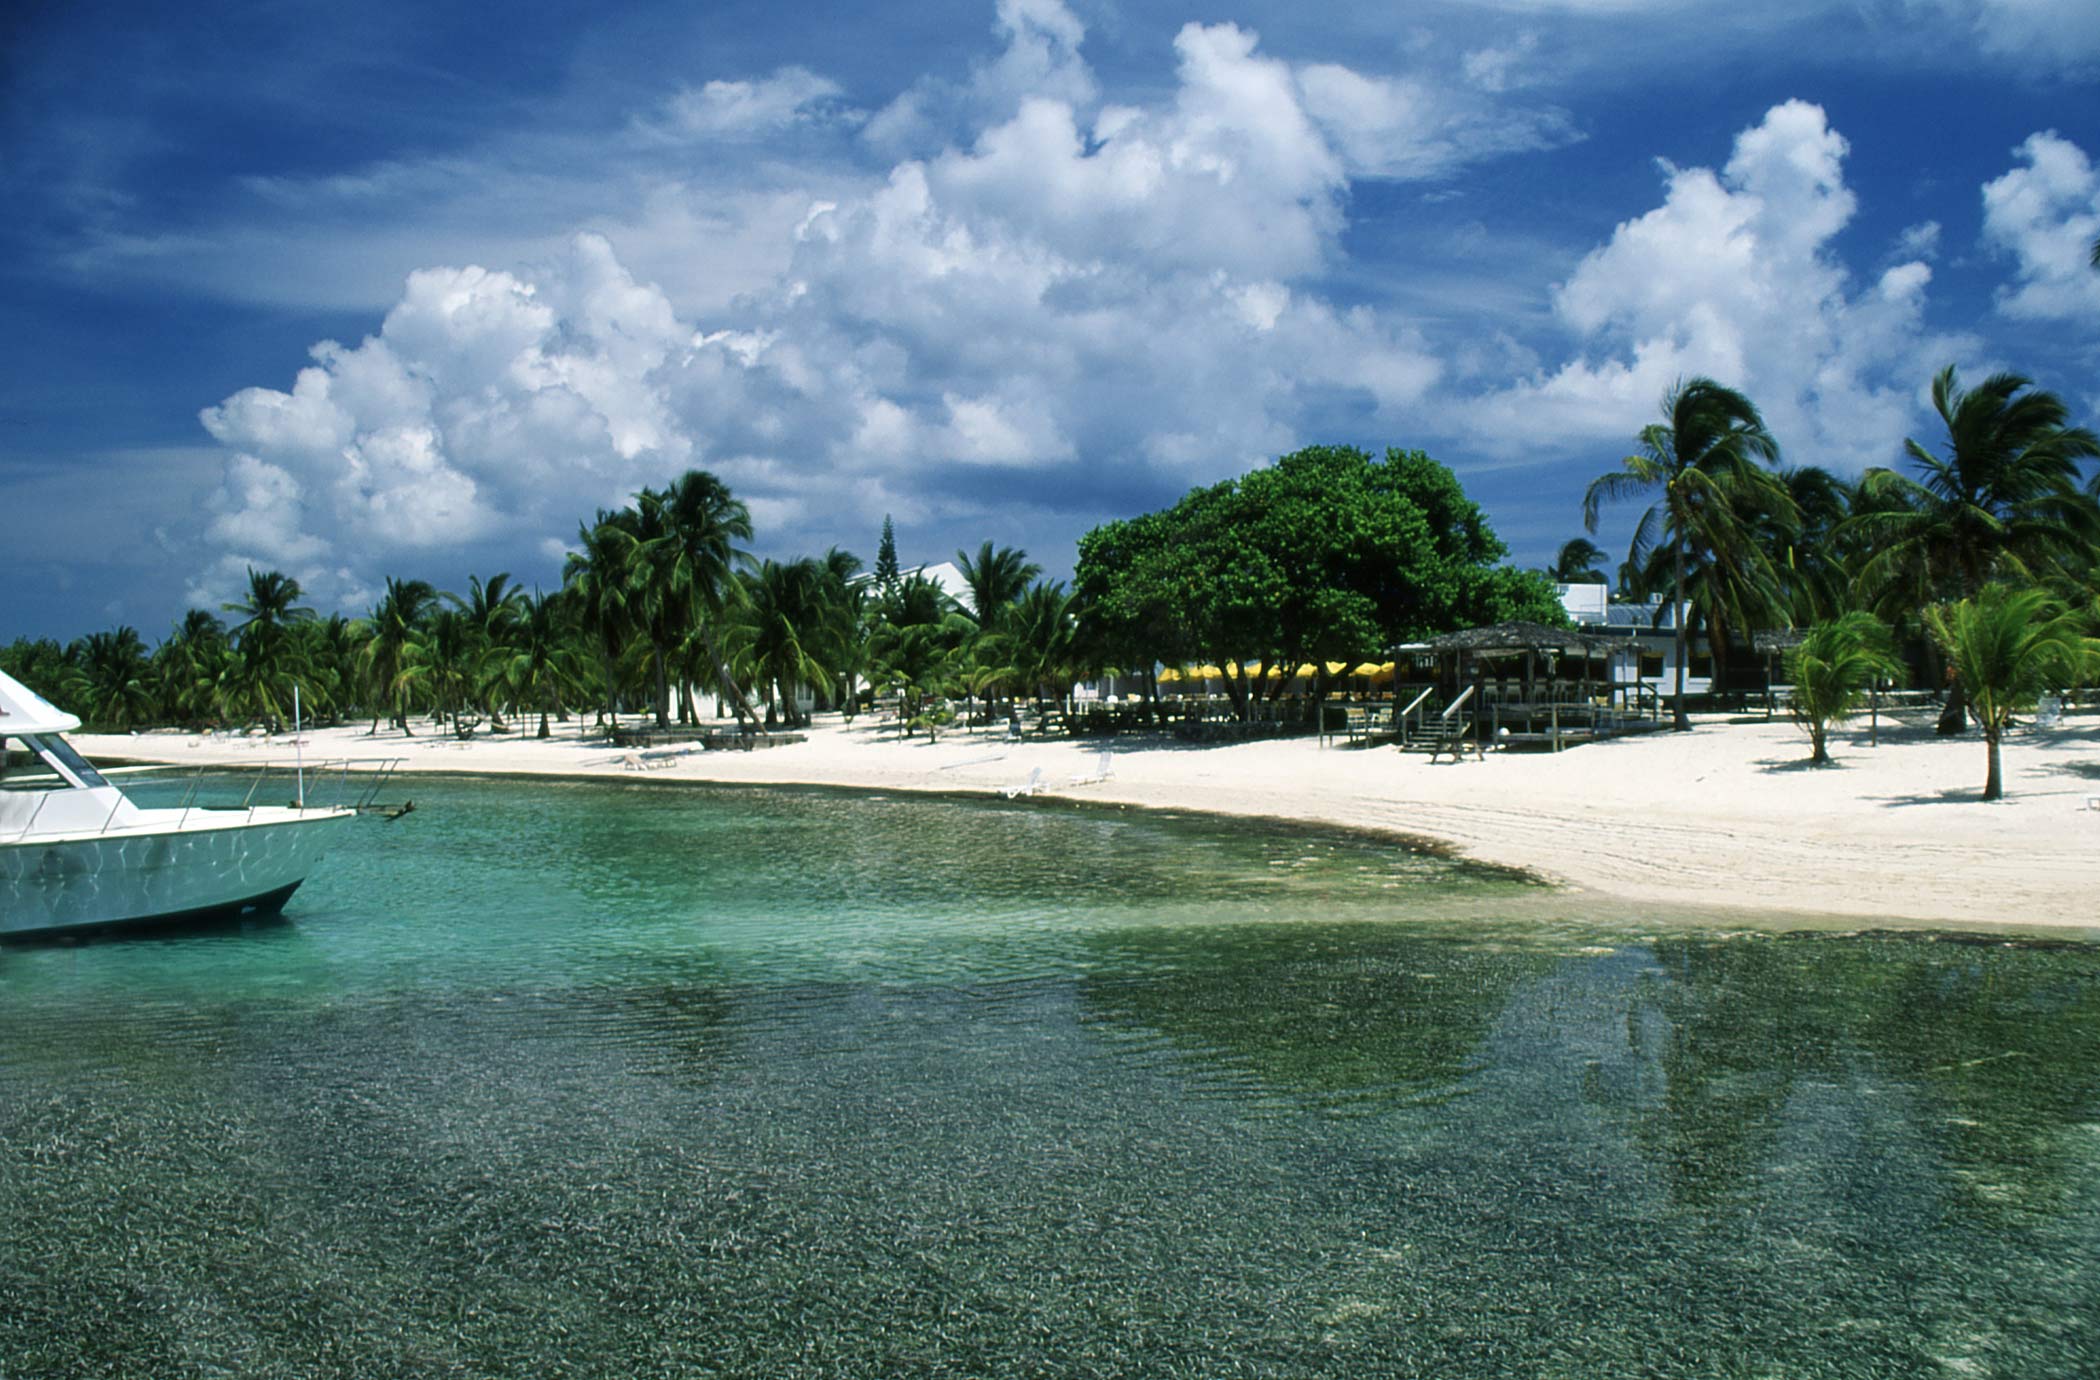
[0,668,83,736]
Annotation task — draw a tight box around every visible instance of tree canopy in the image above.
[1076,445,1561,714]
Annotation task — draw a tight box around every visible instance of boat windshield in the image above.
[18,733,111,789]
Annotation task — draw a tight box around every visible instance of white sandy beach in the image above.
[74,709,2100,934]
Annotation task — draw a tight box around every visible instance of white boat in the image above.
[1,669,358,939]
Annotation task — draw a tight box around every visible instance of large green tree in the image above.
[1077,445,1560,720]
[1584,378,1791,731]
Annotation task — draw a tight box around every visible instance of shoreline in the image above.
[72,709,2100,936]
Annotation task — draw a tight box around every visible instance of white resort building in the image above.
[1553,583,1713,699]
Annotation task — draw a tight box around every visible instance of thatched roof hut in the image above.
[1412,621,1620,657]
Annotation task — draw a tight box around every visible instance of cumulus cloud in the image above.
[1981,131,2100,322]
[195,11,1525,606]
[196,234,695,607]
[1461,100,1954,471]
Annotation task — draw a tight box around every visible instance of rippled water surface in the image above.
[4,776,2097,1378]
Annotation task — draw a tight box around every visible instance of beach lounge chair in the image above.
[1002,767,1045,799]
[1069,751,1114,786]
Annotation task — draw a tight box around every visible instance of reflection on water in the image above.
[2,777,2096,1377]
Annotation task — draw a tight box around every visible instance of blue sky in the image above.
[5,0,2098,641]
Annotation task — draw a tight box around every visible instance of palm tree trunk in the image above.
[1982,728,2002,801]
[1938,681,1969,736]
[653,646,671,729]
[1671,535,1690,731]
[699,627,763,726]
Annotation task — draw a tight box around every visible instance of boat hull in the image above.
[0,811,351,939]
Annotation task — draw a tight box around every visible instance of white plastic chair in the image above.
[1069,751,1114,786]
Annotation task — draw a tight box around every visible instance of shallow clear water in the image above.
[3,776,2097,1378]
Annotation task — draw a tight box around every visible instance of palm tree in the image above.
[1847,365,2100,731]
[954,541,1042,628]
[1926,585,2098,801]
[816,546,867,714]
[219,568,315,731]
[152,610,230,729]
[223,567,313,647]
[1006,580,1083,707]
[71,627,155,731]
[1547,538,1610,584]
[395,608,479,737]
[453,572,527,729]
[361,577,441,735]
[1784,612,1903,765]
[868,574,975,738]
[296,614,362,724]
[733,557,838,728]
[1766,466,1853,625]
[564,510,643,731]
[636,471,762,728]
[488,589,585,738]
[1852,365,2100,603]
[1584,378,1791,730]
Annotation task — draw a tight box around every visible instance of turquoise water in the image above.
[3,777,2097,1377]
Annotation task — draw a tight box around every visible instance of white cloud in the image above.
[1894,220,1941,260]
[1903,0,2100,64]
[177,7,1619,603]
[1461,33,1541,93]
[1462,100,1954,471]
[1297,60,1575,180]
[974,0,1097,114]
[195,234,700,608]
[1980,131,2100,322]
[654,67,849,139]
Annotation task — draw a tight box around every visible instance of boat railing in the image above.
[207,757,410,823]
